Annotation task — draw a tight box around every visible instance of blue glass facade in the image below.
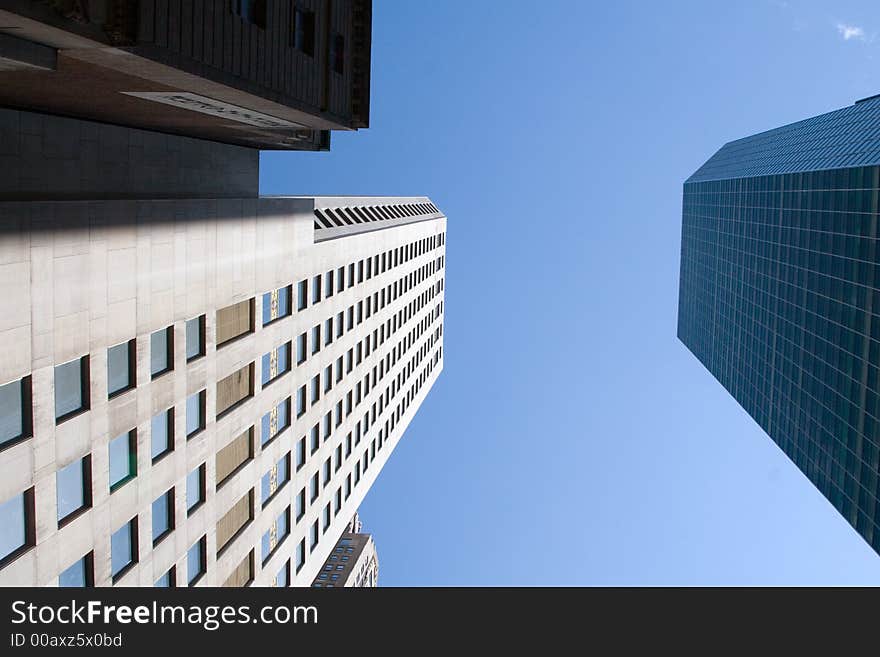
[678,95,880,553]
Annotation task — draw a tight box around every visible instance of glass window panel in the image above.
[0,492,26,561]
[186,467,203,511]
[155,570,172,587]
[186,392,203,437]
[0,379,23,446]
[151,409,171,460]
[110,521,134,577]
[187,539,204,585]
[150,328,171,376]
[109,432,134,490]
[186,317,203,361]
[152,491,172,541]
[59,556,89,587]
[107,342,131,396]
[54,358,84,420]
[276,563,289,587]
[56,458,85,521]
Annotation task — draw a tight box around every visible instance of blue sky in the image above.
[261,0,880,584]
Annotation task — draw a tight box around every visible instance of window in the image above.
[297,280,308,311]
[310,424,319,454]
[150,327,173,378]
[261,398,290,446]
[336,312,344,338]
[310,472,319,502]
[186,465,206,515]
[0,377,31,448]
[186,316,206,362]
[292,6,315,56]
[296,540,305,573]
[0,489,34,566]
[110,518,137,581]
[109,430,136,491]
[325,270,334,298]
[322,504,330,533]
[261,343,291,386]
[325,318,333,346]
[296,385,306,418]
[324,365,333,393]
[216,427,254,487]
[323,458,331,488]
[54,356,89,422]
[262,285,292,326]
[261,507,290,563]
[107,340,135,398]
[186,390,206,438]
[57,456,91,525]
[155,567,175,587]
[297,332,307,365]
[152,489,174,545]
[337,267,344,292]
[276,561,290,587]
[296,489,305,521]
[311,325,321,354]
[311,375,320,404]
[231,0,266,28]
[187,536,207,586]
[310,520,319,551]
[312,275,322,304]
[147,408,173,462]
[59,553,93,587]
[331,33,345,74]
[296,437,306,471]
[216,299,254,347]
[261,454,290,506]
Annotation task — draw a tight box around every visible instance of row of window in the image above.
[0,264,444,569]
[0,231,445,579]
[1,326,443,584]
[0,234,445,453]
[313,202,440,230]
[231,1,346,74]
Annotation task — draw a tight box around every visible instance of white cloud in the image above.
[837,23,866,41]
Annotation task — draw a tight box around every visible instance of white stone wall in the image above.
[0,196,445,587]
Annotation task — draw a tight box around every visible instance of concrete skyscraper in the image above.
[0,1,447,588]
[0,144,446,586]
[0,0,372,150]
[678,94,880,554]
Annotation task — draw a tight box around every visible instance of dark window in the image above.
[292,7,316,56]
[232,0,266,29]
[331,33,345,75]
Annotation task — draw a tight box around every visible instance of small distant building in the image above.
[312,513,378,587]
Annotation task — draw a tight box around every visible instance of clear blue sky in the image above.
[261,0,880,584]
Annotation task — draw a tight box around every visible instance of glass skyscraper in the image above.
[678,94,880,554]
